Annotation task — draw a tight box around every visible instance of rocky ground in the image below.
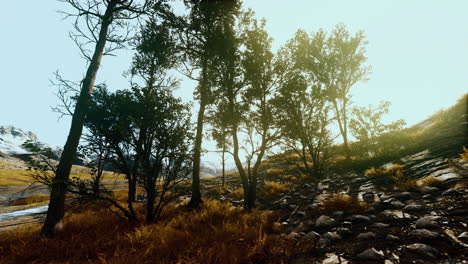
[200,149,468,263]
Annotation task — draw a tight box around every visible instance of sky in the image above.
[1,0,467,166]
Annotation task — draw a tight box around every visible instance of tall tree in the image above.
[325,24,371,161]
[179,0,241,208]
[42,0,156,237]
[215,13,279,209]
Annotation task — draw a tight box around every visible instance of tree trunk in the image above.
[146,179,156,223]
[188,100,206,208]
[221,141,225,187]
[41,2,116,237]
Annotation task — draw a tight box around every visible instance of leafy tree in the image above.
[214,12,279,209]
[43,0,159,237]
[349,101,406,157]
[324,24,371,161]
[179,0,241,208]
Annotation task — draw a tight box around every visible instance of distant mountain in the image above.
[0,126,40,155]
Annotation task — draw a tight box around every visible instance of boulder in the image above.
[403,204,426,214]
[357,232,377,240]
[323,232,341,241]
[301,231,321,244]
[386,234,400,242]
[410,229,439,240]
[350,214,371,223]
[356,248,384,261]
[405,243,439,259]
[371,222,389,228]
[315,215,336,229]
[415,216,439,229]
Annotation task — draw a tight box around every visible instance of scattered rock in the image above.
[315,215,336,229]
[293,222,308,232]
[287,232,303,240]
[342,221,352,228]
[442,188,462,196]
[356,248,384,261]
[357,232,377,240]
[318,238,331,249]
[336,227,352,238]
[415,216,439,229]
[323,232,341,241]
[350,215,371,223]
[421,186,439,194]
[390,200,405,208]
[394,192,412,200]
[332,211,344,218]
[386,234,400,242]
[403,204,426,214]
[371,222,389,228]
[457,232,468,241]
[294,211,306,218]
[362,192,375,203]
[410,229,439,240]
[405,243,439,259]
[301,231,321,244]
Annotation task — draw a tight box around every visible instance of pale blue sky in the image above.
[0,1,467,164]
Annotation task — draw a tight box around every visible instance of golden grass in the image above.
[229,187,244,200]
[319,193,368,214]
[364,166,386,177]
[204,185,227,197]
[460,147,468,162]
[259,181,292,199]
[417,175,443,188]
[12,194,50,205]
[0,200,296,264]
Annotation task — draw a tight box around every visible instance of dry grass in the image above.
[11,194,50,205]
[418,175,443,188]
[364,166,386,177]
[460,147,468,162]
[0,200,297,264]
[229,187,244,200]
[204,185,227,197]
[259,181,292,199]
[318,193,368,214]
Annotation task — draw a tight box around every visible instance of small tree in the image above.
[349,101,406,157]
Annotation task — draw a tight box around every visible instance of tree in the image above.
[215,12,279,209]
[42,0,156,237]
[273,30,334,179]
[208,105,231,187]
[179,0,241,208]
[324,24,371,162]
[349,101,406,157]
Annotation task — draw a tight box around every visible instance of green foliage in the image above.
[350,100,406,157]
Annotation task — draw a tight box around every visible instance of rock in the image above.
[356,248,384,261]
[357,232,377,240]
[371,222,389,228]
[442,188,462,196]
[394,192,412,200]
[332,211,344,218]
[350,215,371,223]
[379,194,391,201]
[336,227,352,238]
[410,229,439,240]
[457,232,468,241]
[318,238,331,249]
[286,232,303,240]
[323,232,341,242]
[421,186,439,194]
[386,234,400,242]
[405,243,439,259]
[403,204,426,214]
[422,194,432,199]
[315,215,336,229]
[342,221,352,228]
[301,231,321,244]
[293,222,308,232]
[294,211,306,218]
[390,200,405,208]
[362,192,375,203]
[415,216,439,229]
[289,204,298,210]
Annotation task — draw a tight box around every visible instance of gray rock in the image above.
[295,211,307,218]
[318,238,331,249]
[422,194,432,199]
[442,188,462,196]
[315,215,336,229]
[336,227,352,238]
[410,229,439,240]
[342,221,352,228]
[357,232,377,240]
[350,214,371,223]
[323,232,341,241]
[286,232,303,240]
[391,200,405,208]
[371,222,390,228]
[457,232,468,241]
[394,192,412,200]
[293,222,308,232]
[356,248,384,261]
[421,186,439,194]
[362,192,375,203]
[403,204,426,214]
[301,231,321,244]
[386,234,400,242]
[415,216,439,229]
[405,243,439,259]
[332,211,344,218]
